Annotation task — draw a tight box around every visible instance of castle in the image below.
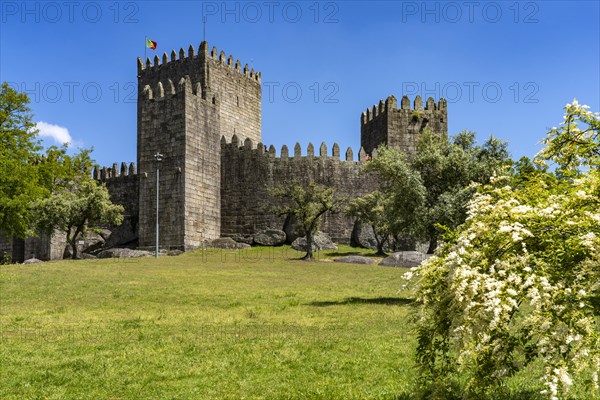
[1,41,447,261]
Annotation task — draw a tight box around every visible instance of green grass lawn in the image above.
[0,246,596,399]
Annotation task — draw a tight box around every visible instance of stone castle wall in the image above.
[361,95,448,155]
[204,45,262,145]
[94,162,140,246]
[220,137,378,244]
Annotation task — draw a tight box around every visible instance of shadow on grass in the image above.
[325,251,381,258]
[308,296,413,307]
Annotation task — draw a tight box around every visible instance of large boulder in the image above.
[291,232,337,252]
[210,237,250,250]
[23,258,43,264]
[97,248,153,258]
[80,253,98,260]
[104,219,138,248]
[231,234,254,245]
[351,221,377,250]
[379,251,433,268]
[333,256,374,265]
[253,229,286,246]
[78,230,109,254]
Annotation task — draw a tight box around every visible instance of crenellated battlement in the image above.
[220,135,373,163]
[361,95,447,125]
[93,162,137,181]
[137,41,261,83]
[140,74,213,100]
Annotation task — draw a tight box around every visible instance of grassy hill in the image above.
[0,246,595,399]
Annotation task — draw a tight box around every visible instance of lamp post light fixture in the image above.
[154,152,163,258]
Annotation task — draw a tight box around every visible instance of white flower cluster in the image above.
[412,170,600,399]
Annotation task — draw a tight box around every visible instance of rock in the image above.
[210,237,250,250]
[79,230,106,254]
[351,221,377,250]
[333,256,374,265]
[291,232,337,252]
[282,214,300,244]
[379,251,432,268]
[23,258,43,264]
[97,248,153,258]
[253,229,286,246]
[166,249,184,256]
[80,253,97,259]
[231,234,254,245]
[104,219,138,248]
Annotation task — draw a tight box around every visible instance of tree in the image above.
[0,82,43,238]
[411,129,510,253]
[363,146,427,243]
[408,100,600,400]
[347,191,393,256]
[32,179,124,259]
[31,143,124,259]
[0,82,124,259]
[270,180,344,260]
[364,129,510,253]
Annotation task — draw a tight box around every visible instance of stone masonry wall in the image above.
[220,138,378,244]
[182,79,222,248]
[361,95,448,155]
[94,162,140,246]
[137,81,188,250]
[204,45,262,145]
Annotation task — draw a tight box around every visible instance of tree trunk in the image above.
[70,226,83,259]
[70,240,78,259]
[375,240,387,256]
[302,231,314,261]
[427,236,438,254]
[374,228,388,256]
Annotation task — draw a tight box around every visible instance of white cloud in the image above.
[36,121,72,146]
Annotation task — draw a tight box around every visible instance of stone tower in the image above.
[136,41,262,250]
[360,95,447,155]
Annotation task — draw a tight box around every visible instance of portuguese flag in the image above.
[146,38,157,50]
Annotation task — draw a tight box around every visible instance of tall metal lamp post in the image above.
[154,152,163,258]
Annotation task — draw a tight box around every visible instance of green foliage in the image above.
[347,191,392,255]
[31,179,123,259]
[0,251,11,265]
[413,130,510,252]
[270,180,344,260]
[0,82,122,258]
[536,99,600,173]
[364,129,510,253]
[409,101,600,400]
[363,146,427,240]
[0,82,43,238]
[37,145,94,193]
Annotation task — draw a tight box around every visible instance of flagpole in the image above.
[144,36,147,62]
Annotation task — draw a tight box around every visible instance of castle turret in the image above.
[136,41,262,250]
[360,95,448,155]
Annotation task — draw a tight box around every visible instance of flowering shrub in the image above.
[408,101,600,399]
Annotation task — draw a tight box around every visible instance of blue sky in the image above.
[1,1,599,167]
